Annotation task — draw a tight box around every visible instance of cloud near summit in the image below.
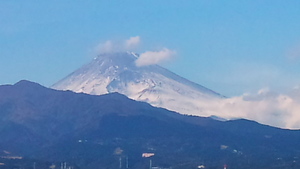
[95,36,176,67]
[135,48,176,67]
[125,36,140,50]
[95,36,141,54]
[95,40,114,53]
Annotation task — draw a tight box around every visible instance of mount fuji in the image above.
[52,52,224,117]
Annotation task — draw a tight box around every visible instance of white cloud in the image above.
[95,36,141,54]
[95,40,114,54]
[196,88,300,129]
[135,48,176,67]
[125,36,140,50]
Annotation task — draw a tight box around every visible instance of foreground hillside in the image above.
[0,80,300,169]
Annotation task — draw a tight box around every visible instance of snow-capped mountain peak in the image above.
[52,52,223,116]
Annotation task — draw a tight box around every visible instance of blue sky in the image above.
[1,0,300,96]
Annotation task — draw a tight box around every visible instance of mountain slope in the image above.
[1,81,300,169]
[52,52,223,116]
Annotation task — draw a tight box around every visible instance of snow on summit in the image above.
[52,52,224,117]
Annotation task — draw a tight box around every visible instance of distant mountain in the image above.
[52,52,224,117]
[1,81,300,169]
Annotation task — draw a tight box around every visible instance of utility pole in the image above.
[119,157,122,169]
